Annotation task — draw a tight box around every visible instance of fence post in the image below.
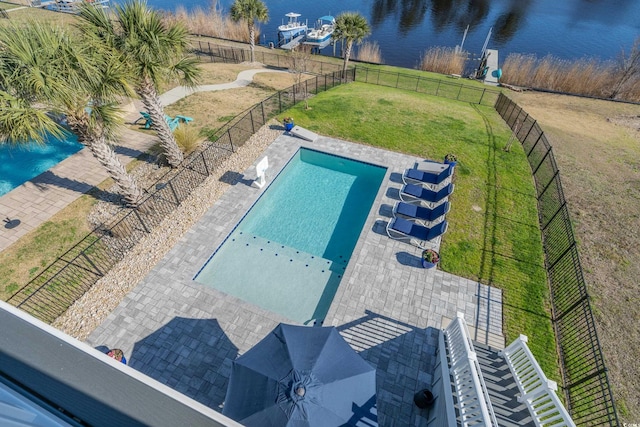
[522,119,537,143]
[167,181,180,205]
[536,169,560,202]
[527,134,544,157]
[228,128,234,153]
[531,146,553,176]
[201,151,210,176]
[456,84,463,100]
[249,109,255,134]
[479,88,486,105]
[415,76,420,92]
[435,80,441,96]
[504,101,517,125]
[261,101,266,123]
[133,210,150,234]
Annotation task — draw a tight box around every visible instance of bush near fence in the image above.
[495,93,619,427]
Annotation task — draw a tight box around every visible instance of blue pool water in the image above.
[0,132,83,197]
[195,148,387,323]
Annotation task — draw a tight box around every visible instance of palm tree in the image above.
[0,23,143,207]
[333,12,371,78]
[230,0,269,64]
[78,0,200,168]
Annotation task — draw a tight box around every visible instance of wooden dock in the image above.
[483,49,500,86]
[280,34,306,50]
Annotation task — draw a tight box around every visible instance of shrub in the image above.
[173,124,204,154]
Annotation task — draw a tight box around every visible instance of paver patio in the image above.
[87,133,504,426]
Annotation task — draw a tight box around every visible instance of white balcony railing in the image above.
[444,313,498,427]
[499,335,576,427]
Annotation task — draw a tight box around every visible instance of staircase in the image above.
[436,313,575,427]
[474,343,534,426]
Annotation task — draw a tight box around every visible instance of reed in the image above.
[419,46,467,75]
[162,0,250,41]
[501,53,640,101]
[354,41,383,64]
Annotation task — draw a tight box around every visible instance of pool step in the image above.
[195,232,347,323]
[231,231,338,274]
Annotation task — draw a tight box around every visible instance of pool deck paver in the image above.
[87,134,504,426]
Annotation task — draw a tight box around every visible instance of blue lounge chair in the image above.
[393,200,450,226]
[386,216,448,248]
[399,183,454,207]
[402,165,453,189]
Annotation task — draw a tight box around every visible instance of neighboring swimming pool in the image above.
[195,148,387,323]
[0,132,83,197]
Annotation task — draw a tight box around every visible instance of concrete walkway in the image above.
[0,68,286,252]
[157,69,288,107]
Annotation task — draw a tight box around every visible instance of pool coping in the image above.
[86,133,504,425]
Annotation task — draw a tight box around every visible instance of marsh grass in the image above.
[354,41,383,64]
[502,53,640,101]
[419,46,468,76]
[162,1,250,41]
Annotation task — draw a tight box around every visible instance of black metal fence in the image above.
[6,67,354,323]
[354,67,500,106]
[192,40,342,75]
[494,93,619,427]
[191,40,500,107]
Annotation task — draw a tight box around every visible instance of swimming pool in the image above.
[195,148,387,323]
[0,132,83,197]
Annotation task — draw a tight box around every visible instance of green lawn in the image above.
[286,82,558,378]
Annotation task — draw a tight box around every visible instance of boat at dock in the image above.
[43,0,109,13]
[278,12,308,43]
[304,16,335,46]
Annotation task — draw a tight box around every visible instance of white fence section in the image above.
[499,335,576,427]
[444,312,498,427]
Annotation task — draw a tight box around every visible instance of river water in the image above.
[141,0,639,69]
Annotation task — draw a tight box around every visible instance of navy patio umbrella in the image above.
[223,323,376,427]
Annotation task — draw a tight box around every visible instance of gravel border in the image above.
[53,122,282,341]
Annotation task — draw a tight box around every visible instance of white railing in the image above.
[444,312,498,427]
[427,331,457,427]
[499,335,576,427]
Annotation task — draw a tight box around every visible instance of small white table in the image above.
[415,160,449,173]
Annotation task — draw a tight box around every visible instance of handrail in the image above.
[444,312,498,427]
[499,335,576,427]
